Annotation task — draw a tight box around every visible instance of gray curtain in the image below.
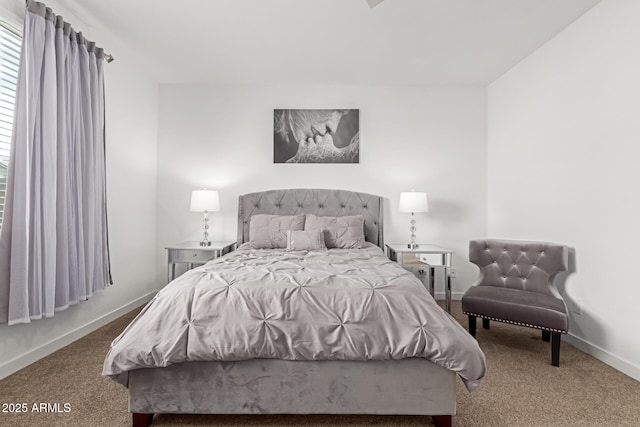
[0,0,111,325]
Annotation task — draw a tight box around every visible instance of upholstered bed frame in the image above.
[237,188,384,248]
[128,189,455,427]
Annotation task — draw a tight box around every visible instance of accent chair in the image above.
[461,239,569,366]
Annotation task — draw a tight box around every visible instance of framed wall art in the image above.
[273,109,360,164]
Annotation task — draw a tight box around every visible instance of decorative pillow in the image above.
[304,214,366,249]
[286,229,326,251]
[268,214,305,248]
[249,214,276,248]
[249,214,305,249]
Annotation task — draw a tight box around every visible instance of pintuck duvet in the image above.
[103,243,486,391]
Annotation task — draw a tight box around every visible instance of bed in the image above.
[103,188,486,427]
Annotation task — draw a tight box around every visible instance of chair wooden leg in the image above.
[468,315,476,338]
[551,332,561,367]
[542,330,551,342]
[482,318,490,329]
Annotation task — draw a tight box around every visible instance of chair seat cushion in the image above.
[462,286,568,333]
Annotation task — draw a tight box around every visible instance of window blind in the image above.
[0,20,21,228]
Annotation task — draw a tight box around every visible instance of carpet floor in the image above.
[0,301,638,427]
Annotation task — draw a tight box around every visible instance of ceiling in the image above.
[55,0,601,85]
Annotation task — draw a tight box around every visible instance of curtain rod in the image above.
[24,0,114,63]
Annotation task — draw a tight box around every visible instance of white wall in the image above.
[157,84,487,293]
[488,0,640,380]
[0,0,159,379]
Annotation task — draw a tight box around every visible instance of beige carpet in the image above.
[0,301,638,427]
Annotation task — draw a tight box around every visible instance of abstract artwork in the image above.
[274,109,359,163]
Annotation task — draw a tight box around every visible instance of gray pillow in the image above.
[269,215,305,248]
[249,214,305,249]
[304,214,366,249]
[286,229,327,251]
[249,214,274,244]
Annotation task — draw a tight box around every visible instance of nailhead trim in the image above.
[462,311,567,334]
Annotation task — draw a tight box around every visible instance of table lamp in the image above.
[190,189,220,247]
[399,190,429,249]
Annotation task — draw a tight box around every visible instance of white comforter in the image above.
[103,243,486,391]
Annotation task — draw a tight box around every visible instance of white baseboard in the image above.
[564,333,640,382]
[0,291,157,381]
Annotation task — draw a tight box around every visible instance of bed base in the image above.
[128,359,455,426]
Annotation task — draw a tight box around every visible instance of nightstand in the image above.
[165,241,236,283]
[385,243,455,313]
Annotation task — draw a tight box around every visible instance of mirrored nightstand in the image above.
[165,241,236,283]
[385,243,454,313]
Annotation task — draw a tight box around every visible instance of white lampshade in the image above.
[399,191,429,213]
[190,190,220,212]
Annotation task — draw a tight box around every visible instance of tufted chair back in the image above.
[469,239,568,295]
[238,189,384,248]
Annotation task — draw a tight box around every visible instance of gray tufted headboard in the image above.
[238,189,384,248]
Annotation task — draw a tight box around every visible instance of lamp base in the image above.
[407,242,419,249]
[199,241,211,247]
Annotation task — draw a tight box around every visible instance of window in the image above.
[0,20,21,228]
